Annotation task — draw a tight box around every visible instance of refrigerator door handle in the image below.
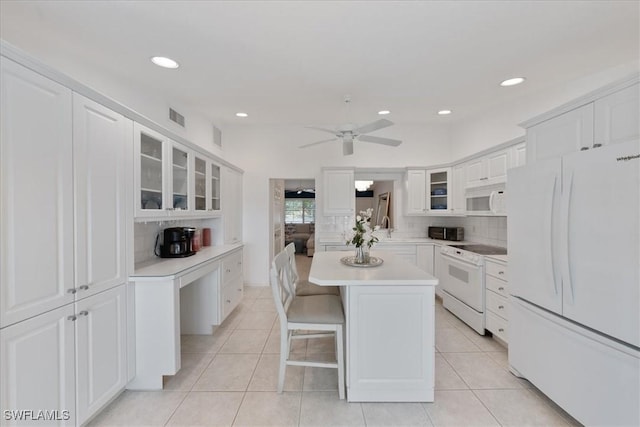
[548,175,560,296]
[562,171,575,305]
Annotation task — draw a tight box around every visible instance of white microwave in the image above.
[465,185,506,216]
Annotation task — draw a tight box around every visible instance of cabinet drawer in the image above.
[221,277,243,320]
[222,250,243,283]
[485,260,508,281]
[486,275,509,297]
[486,291,509,320]
[486,311,508,343]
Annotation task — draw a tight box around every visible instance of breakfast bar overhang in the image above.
[308,250,439,402]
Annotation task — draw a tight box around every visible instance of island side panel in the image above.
[346,284,435,402]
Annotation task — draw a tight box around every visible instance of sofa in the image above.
[285,223,315,256]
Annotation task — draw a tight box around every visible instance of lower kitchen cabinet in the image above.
[0,285,127,426]
[220,249,244,320]
[416,244,435,275]
[484,258,508,343]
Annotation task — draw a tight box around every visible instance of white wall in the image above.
[223,124,451,285]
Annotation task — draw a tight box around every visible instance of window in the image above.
[285,199,315,224]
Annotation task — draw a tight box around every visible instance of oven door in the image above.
[440,253,484,312]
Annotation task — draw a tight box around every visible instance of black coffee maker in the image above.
[160,227,196,258]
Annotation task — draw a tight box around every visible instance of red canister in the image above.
[202,228,211,246]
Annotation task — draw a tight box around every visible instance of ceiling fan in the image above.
[300,97,402,155]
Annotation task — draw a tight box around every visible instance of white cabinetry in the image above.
[465,148,510,188]
[135,123,170,217]
[525,82,639,161]
[484,259,508,343]
[510,142,527,168]
[323,168,355,215]
[0,59,130,425]
[406,168,453,215]
[416,245,435,275]
[222,166,243,244]
[451,164,466,214]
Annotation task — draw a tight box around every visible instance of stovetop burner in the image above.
[448,244,507,256]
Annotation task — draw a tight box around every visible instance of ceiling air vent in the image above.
[169,108,185,127]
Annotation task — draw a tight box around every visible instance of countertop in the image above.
[130,243,243,279]
[309,250,439,286]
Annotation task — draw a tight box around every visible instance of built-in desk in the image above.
[127,244,243,390]
[309,250,438,402]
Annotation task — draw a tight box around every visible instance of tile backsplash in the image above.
[428,216,507,247]
[134,218,222,267]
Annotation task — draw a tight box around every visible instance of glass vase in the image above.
[354,246,369,264]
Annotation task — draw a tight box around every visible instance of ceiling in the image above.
[1,1,638,127]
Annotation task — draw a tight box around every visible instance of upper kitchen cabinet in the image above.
[524,79,639,161]
[135,123,169,218]
[222,166,243,244]
[406,167,454,215]
[323,168,355,215]
[594,82,639,147]
[1,58,75,327]
[465,148,510,188]
[451,164,466,215]
[135,123,224,220]
[510,141,527,168]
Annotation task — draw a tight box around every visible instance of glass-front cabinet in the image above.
[210,163,221,211]
[134,122,224,219]
[171,144,190,211]
[194,155,207,212]
[136,123,168,216]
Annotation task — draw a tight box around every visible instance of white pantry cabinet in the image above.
[222,166,243,244]
[1,59,130,426]
[0,286,127,427]
[323,168,355,215]
[1,58,74,327]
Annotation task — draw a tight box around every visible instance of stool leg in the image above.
[278,329,290,393]
[336,325,345,400]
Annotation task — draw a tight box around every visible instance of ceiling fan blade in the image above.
[306,126,338,135]
[354,118,393,135]
[358,134,403,147]
[343,139,354,156]
[299,138,338,148]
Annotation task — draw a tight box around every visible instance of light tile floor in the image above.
[89,255,582,426]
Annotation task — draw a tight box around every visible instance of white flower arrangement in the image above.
[346,208,380,249]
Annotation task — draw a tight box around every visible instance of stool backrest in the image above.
[270,249,295,328]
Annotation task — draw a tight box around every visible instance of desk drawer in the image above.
[222,250,243,283]
[221,276,243,320]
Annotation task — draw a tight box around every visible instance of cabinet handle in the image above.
[226,269,231,273]
[498,305,504,309]
[79,285,89,291]
[237,288,242,292]
[498,287,505,291]
[226,299,231,303]
[498,328,505,332]
[67,315,77,321]
[593,143,602,148]
[67,288,77,294]
[167,207,175,211]
[580,147,590,151]
[498,271,504,275]
[78,311,89,317]
[480,177,489,180]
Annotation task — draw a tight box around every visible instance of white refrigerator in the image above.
[507,139,640,426]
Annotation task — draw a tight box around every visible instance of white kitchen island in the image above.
[308,250,438,402]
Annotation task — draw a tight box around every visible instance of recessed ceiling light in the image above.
[438,110,452,115]
[378,110,391,115]
[236,112,248,118]
[500,77,526,87]
[150,56,179,69]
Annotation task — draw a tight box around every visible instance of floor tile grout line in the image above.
[162,390,191,427]
[469,388,505,427]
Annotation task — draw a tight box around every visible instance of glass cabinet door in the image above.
[139,132,164,211]
[171,145,189,211]
[194,156,207,211]
[210,163,221,211]
[427,168,451,212]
